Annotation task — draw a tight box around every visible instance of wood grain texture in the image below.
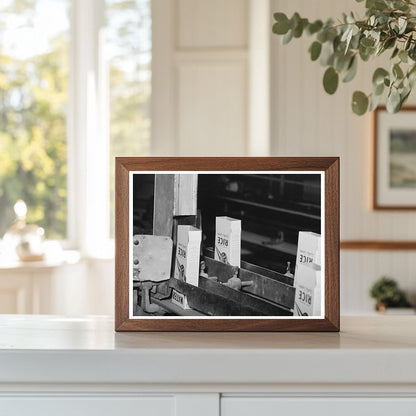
[373,106,416,210]
[115,157,340,332]
[115,160,130,330]
[325,157,340,331]
[341,241,416,250]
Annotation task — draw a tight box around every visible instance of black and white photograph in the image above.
[130,172,324,318]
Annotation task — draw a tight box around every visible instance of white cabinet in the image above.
[1,396,175,416]
[0,316,415,416]
[222,398,416,416]
[0,256,114,315]
[0,267,56,314]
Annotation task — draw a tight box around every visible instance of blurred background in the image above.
[0,0,415,316]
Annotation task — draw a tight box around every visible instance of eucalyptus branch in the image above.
[272,0,416,114]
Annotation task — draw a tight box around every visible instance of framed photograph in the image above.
[374,106,416,209]
[115,157,339,332]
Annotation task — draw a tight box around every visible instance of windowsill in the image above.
[0,238,115,270]
[0,250,81,271]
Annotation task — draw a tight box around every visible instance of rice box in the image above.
[174,225,202,287]
[293,262,321,317]
[294,231,321,285]
[215,216,241,267]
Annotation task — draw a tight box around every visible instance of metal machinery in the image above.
[132,174,301,316]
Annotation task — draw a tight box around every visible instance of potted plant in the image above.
[272,0,416,115]
[369,276,413,312]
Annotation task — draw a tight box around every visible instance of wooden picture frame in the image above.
[115,157,339,332]
[373,106,416,210]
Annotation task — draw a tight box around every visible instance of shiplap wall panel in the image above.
[174,0,248,156]
[177,61,247,156]
[178,0,248,49]
[341,251,416,314]
[152,0,249,156]
[271,0,416,314]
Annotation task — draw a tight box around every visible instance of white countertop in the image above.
[0,315,415,387]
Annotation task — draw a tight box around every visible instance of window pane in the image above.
[106,0,152,237]
[0,0,70,239]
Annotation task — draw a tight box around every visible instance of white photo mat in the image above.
[129,171,325,320]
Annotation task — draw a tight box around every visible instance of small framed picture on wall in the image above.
[374,106,416,209]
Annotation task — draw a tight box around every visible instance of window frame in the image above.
[67,0,111,257]
[0,0,152,258]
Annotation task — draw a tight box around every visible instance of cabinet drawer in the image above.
[221,397,416,416]
[0,396,174,416]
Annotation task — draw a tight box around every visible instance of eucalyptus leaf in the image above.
[383,37,396,50]
[342,56,358,83]
[290,13,301,30]
[334,35,342,52]
[345,25,359,52]
[408,64,416,81]
[391,47,399,59]
[398,17,407,34]
[393,63,404,79]
[370,30,380,44]
[366,0,388,10]
[373,82,385,96]
[401,86,411,106]
[408,70,416,88]
[393,0,409,11]
[372,68,389,86]
[352,91,369,115]
[369,92,383,111]
[282,29,294,44]
[359,44,375,61]
[347,13,355,24]
[317,29,328,43]
[334,52,352,72]
[399,49,408,63]
[360,37,375,48]
[293,18,309,38]
[307,20,323,35]
[309,41,322,61]
[320,40,335,66]
[387,87,401,113]
[323,67,339,94]
[341,26,352,43]
[273,13,290,35]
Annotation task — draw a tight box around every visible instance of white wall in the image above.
[152,0,271,157]
[32,0,415,317]
[271,0,416,313]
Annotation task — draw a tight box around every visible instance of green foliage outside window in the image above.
[107,0,151,237]
[0,0,151,240]
[0,1,69,238]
